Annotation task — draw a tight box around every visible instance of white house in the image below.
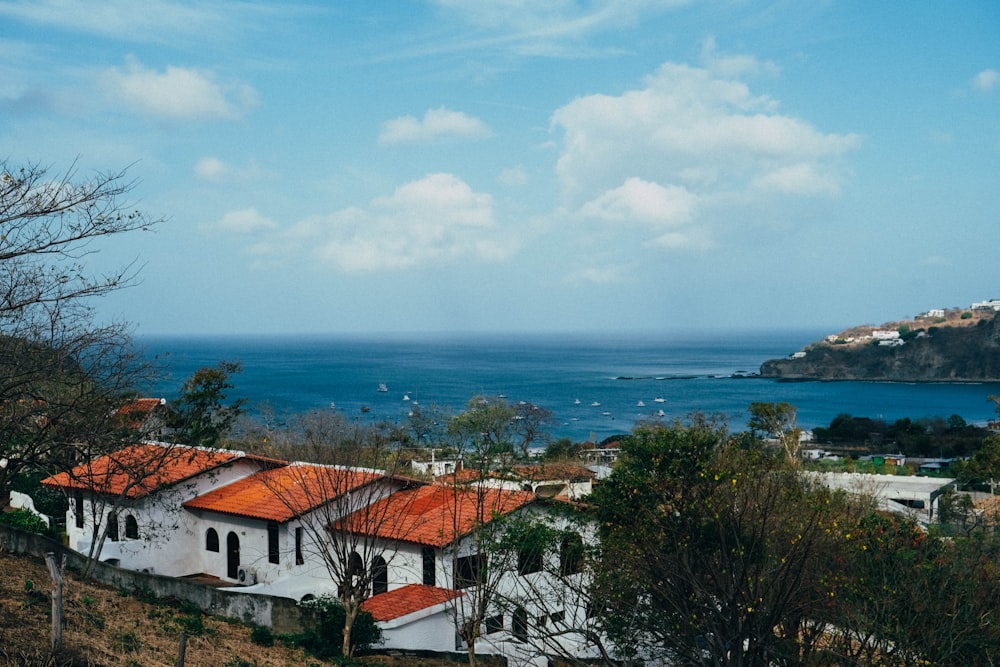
[42,442,604,666]
[42,443,281,572]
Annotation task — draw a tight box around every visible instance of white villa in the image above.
[42,441,600,665]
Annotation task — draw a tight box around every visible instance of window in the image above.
[559,532,584,576]
[124,515,139,540]
[512,607,529,641]
[517,540,542,576]
[267,522,280,564]
[74,492,84,529]
[349,551,364,577]
[295,527,304,565]
[422,546,436,586]
[484,614,504,634]
[372,556,388,595]
[454,553,484,589]
[206,528,219,552]
[107,513,119,542]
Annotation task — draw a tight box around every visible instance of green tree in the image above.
[448,395,516,459]
[959,433,1000,496]
[167,361,245,447]
[592,416,843,666]
[747,401,801,463]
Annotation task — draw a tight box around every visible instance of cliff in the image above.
[759,312,1000,381]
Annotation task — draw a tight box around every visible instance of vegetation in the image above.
[760,309,1000,381]
[811,411,988,458]
[0,160,161,503]
[296,595,383,659]
[167,361,247,447]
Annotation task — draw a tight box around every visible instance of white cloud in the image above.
[379,107,492,144]
[499,166,528,186]
[433,0,692,56]
[562,264,629,286]
[214,208,279,234]
[551,56,860,248]
[700,36,779,78]
[752,163,840,196]
[194,157,276,183]
[246,173,515,273]
[973,69,999,92]
[103,55,258,121]
[0,0,281,47]
[581,177,696,226]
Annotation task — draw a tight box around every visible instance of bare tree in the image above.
[257,417,419,657]
[0,158,160,500]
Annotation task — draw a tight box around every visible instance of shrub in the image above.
[0,508,49,534]
[296,595,382,658]
[250,625,274,646]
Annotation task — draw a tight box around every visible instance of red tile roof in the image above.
[435,463,592,485]
[183,464,383,523]
[41,444,241,499]
[339,483,534,547]
[114,398,165,430]
[361,584,463,622]
[510,463,593,482]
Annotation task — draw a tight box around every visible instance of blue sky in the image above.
[2,1,998,336]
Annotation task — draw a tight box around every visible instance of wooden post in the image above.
[175,631,187,667]
[44,552,65,655]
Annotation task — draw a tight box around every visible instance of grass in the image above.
[0,550,470,667]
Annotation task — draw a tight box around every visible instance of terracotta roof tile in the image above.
[183,464,382,523]
[361,584,463,622]
[340,484,534,547]
[115,398,165,430]
[41,443,240,499]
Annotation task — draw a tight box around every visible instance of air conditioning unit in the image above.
[237,567,258,585]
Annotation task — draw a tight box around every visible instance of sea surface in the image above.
[138,330,1000,444]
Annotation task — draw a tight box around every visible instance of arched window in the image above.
[107,513,119,542]
[349,551,364,578]
[206,528,219,552]
[559,532,584,576]
[124,515,139,540]
[372,556,388,595]
[512,606,529,641]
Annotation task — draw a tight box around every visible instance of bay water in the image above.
[139,330,1000,443]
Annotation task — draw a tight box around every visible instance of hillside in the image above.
[0,550,447,667]
[759,309,1000,381]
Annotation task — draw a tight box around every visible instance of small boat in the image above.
[637,400,645,407]
[361,405,371,413]
[591,401,601,407]
[654,397,666,403]
[403,394,410,401]
[574,398,581,405]
[378,383,388,393]
[656,409,665,417]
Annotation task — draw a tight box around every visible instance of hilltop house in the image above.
[42,442,601,665]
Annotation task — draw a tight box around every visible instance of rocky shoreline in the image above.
[758,310,1000,382]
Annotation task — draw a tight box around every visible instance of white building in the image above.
[43,442,602,666]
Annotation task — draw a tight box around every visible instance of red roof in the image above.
[436,463,592,485]
[183,464,383,523]
[361,584,462,622]
[339,483,534,547]
[114,398,165,430]
[41,444,241,499]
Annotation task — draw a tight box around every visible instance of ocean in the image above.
[138,330,1000,444]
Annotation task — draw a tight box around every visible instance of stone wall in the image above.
[0,525,307,634]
